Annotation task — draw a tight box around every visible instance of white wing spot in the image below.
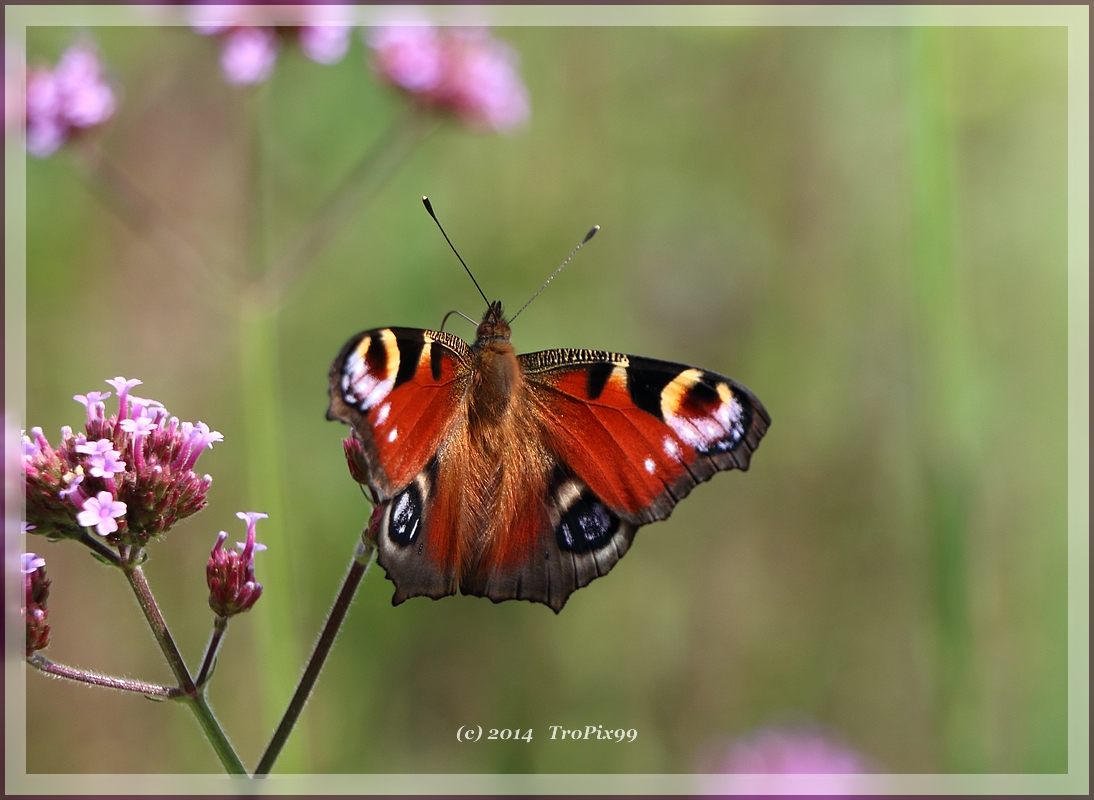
[376,403,391,424]
[644,457,656,474]
[387,427,398,443]
[662,436,681,459]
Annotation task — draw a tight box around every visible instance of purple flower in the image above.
[105,377,141,420]
[119,414,157,436]
[24,42,115,158]
[75,438,126,477]
[74,391,111,422]
[220,26,279,85]
[21,432,40,459]
[367,26,530,132]
[76,491,127,536]
[696,723,880,796]
[24,554,50,655]
[21,553,46,574]
[206,511,267,617]
[191,4,352,85]
[89,450,126,478]
[26,380,221,547]
[53,45,115,127]
[175,421,223,471]
[299,24,352,65]
[58,472,84,502]
[367,26,443,93]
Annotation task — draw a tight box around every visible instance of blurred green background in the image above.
[22,24,1067,774]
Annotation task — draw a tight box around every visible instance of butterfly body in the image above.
[329,300,769,612]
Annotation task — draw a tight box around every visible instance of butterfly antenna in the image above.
[440,309,478,332]
[510,225,599,323]
[422,196,490,307]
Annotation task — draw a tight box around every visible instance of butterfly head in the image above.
[474,300,512,347]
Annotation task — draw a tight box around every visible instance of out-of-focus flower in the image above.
[190,4,352,84]
[23,42,115,158]
[367,26,530,132]
[23,553,50,655]
[696,722,881,796]
[219,26,279,85]
[22,377,220,547]
[206,511,267,617]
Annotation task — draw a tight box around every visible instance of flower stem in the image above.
[123,563,196,694]
[254,534,378,776]
[27,653,182,698]
[77,529,122,566]
[122,563,247,775]
[261,108,435,302]
[197,615,229,687]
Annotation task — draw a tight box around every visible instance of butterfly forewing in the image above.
[328,327,472,495]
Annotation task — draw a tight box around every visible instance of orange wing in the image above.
[327,327,471,496]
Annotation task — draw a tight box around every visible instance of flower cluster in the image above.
[22,377,221,547]
[191,4,353,85]
[206,511,267,617]
[23,553,50,655]
[367,26,530,132]
[23,42,115,158]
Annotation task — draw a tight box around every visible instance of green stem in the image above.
[905,26,980,772]
[122,564,247,775]
[197,615,229,687]
[237,106,431,771]
[76,529,123,567]
[123,563,197,694]
[238,295,300,767]
[27,653,182,698]
[255,534,377,776]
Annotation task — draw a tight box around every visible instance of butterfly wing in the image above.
[329,329,770,613]
[328,326,476,601]
[327,326,473,496]
[521,349,769,521]
[494,348,770,609]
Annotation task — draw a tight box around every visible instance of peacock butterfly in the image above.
[327,203,770,612]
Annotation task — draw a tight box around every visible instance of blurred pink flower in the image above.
[696,722,881,796]
[190,4,352,84]
[367,26,530,132]
[23,42,115,158]
[220,26,279,85]
[299,24,352,65]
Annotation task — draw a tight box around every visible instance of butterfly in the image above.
[327,207,769,612]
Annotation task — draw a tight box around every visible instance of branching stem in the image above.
[27,653,182,698]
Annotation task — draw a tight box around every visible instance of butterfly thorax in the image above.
[468,302,520,430]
